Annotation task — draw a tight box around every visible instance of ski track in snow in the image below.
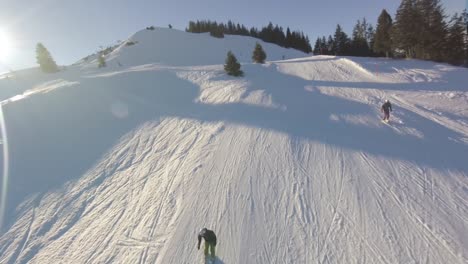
[0,28,467,264]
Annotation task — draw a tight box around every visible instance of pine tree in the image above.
[374,9,393,57]
[416,0,447,61]
[305,35,312,53]
[393,0,421,58]
[98,53,106,68]
[250,27,259,38]
[252,42,267,63]
[463,9,468,66]
[333,24,350,55]
[313,38,322,55]
[186,21,195,32]
[351,19,371,56]
[321,36,328,54]
[327,35,335,55]
[36,43,58,73]
[285,28,292,48]
[367,24,376,56]
[445,13,466,65]
[272,25,285,47]
[227,21,234,34]
[241,25,249,36]
[299,32,306,52]
[210,26,224,38]
[465,9,468,30]
[224,51,243,76]
[393,0,447,60]
[259,22,275,43]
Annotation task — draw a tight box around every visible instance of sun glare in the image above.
[0,29,13,61]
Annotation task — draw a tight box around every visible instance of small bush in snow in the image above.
[36,43,59,73]
[224,51,243,77]
[125,41,137,46]
[146,26,155,30]
[98,54,106,68]
[252,42,267,63]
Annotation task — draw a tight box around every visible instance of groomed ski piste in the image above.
[0,27,467,263]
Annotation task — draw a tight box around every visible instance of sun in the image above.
[0,29,13,61]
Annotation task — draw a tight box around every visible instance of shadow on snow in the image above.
[1,63,467,230]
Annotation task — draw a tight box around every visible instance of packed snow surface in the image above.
[0,28,467,264]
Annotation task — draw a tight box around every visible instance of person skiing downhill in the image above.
[381,99,392,122]
[197,228,217,258]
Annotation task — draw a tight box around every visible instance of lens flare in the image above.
[0,29,13,61]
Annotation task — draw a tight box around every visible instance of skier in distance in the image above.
[381,99,392,122]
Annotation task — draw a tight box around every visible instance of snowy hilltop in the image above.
[0,27,467,264]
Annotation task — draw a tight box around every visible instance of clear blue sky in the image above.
[0,0,465,72]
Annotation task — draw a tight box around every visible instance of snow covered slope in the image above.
[0,28,467,264]
[87,27,306,68]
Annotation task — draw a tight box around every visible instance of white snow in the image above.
[0,27,467,264]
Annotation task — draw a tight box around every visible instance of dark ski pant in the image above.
[204,242,216,257]
[383,110,390,121]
